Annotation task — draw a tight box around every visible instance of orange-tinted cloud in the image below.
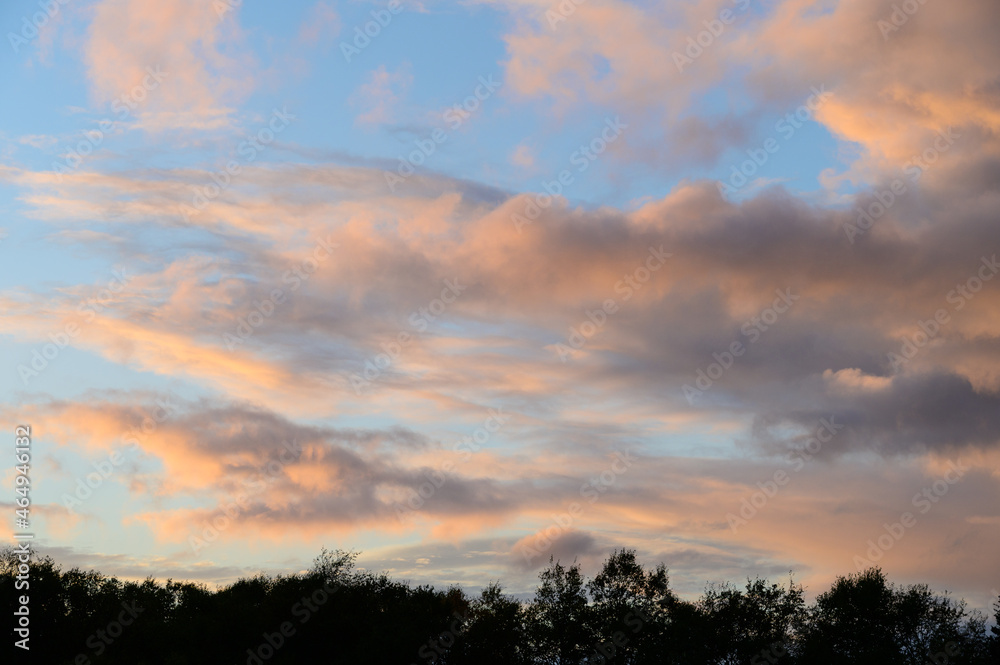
[84,0,256,131]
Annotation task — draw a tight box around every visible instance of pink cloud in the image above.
[84,0,256,131]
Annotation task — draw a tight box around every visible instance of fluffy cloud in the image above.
[84,0,256,131]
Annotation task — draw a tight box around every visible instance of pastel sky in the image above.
[2,0,999,610]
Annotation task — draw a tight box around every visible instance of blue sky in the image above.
[1,0,999,612]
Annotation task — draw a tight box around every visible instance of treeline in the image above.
[2,547,998,664]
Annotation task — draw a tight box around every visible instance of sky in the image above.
[1,0,999,611]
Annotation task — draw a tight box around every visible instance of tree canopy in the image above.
[2,546,997,664]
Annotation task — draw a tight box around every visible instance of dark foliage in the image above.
[2,547,997,664]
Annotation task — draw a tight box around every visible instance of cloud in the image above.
[3,395,537,543]
[83,0,256,131]
[489,0,1000,184]
[510,528,598,570]
[750,372,1000,457]
[4,152,1000,450]
[31,544,262,586]
[18,134,58,149]
[510,144,535,168]
[299,1,340,46]
[4,0,1000,607]
[5,391,999,606]
[352,65,414,127]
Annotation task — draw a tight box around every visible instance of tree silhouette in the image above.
[586,548,675,663]
[2,547,997,664]
[992,592,1000,661]
[449,582,530,665]
[797,567,993,665]
[699,576,804,664]
[529,557,593,664]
